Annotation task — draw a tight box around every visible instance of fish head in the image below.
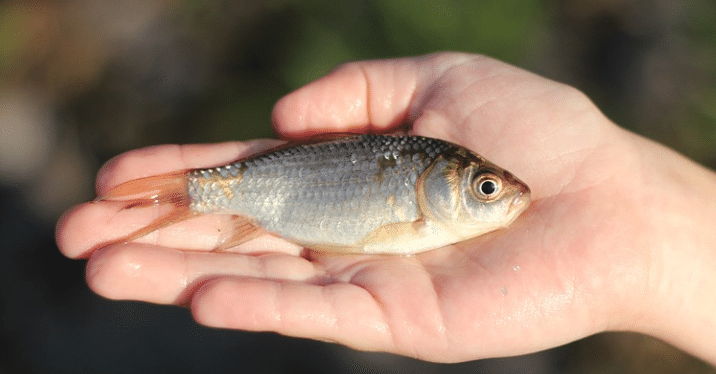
[417,148,531,239]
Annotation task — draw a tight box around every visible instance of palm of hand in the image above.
[57,53,650,362]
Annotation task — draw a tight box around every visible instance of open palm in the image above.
[57,53,657,362]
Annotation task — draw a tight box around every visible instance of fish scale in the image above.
[187,134,450,247]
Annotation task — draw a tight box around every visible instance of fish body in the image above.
[103,134,530,254]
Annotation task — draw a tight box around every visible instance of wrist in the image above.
[625,131,716,364]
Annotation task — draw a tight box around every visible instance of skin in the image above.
[56,52,716,364]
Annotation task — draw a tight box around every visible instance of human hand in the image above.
[56,52,716,363]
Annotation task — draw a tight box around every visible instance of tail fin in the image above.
[98,170,198,243]
[97,170,190,207]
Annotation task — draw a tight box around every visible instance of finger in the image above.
[85,243,321,305]
[96,140,283,195]
[272,56,420,138]
[58,140,290,259]
[56,200,302,259]
[271,52,496,139]
[191,277,394,353]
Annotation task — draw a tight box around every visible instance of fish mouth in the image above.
[502,170,531,216]
[507,190,531,216]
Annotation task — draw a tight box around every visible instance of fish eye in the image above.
[480,179,497,195]
[472,173,502,200]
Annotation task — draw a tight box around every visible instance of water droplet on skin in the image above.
[513,265,520,272]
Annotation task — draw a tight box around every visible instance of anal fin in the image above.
[212,215,265,252]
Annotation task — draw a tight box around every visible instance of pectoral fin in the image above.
[357,219,460,254]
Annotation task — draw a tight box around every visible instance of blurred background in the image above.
[1,0,715,372]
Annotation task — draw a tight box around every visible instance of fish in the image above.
[99,134,531,254]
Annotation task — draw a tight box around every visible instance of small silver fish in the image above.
[101,134,530,254]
